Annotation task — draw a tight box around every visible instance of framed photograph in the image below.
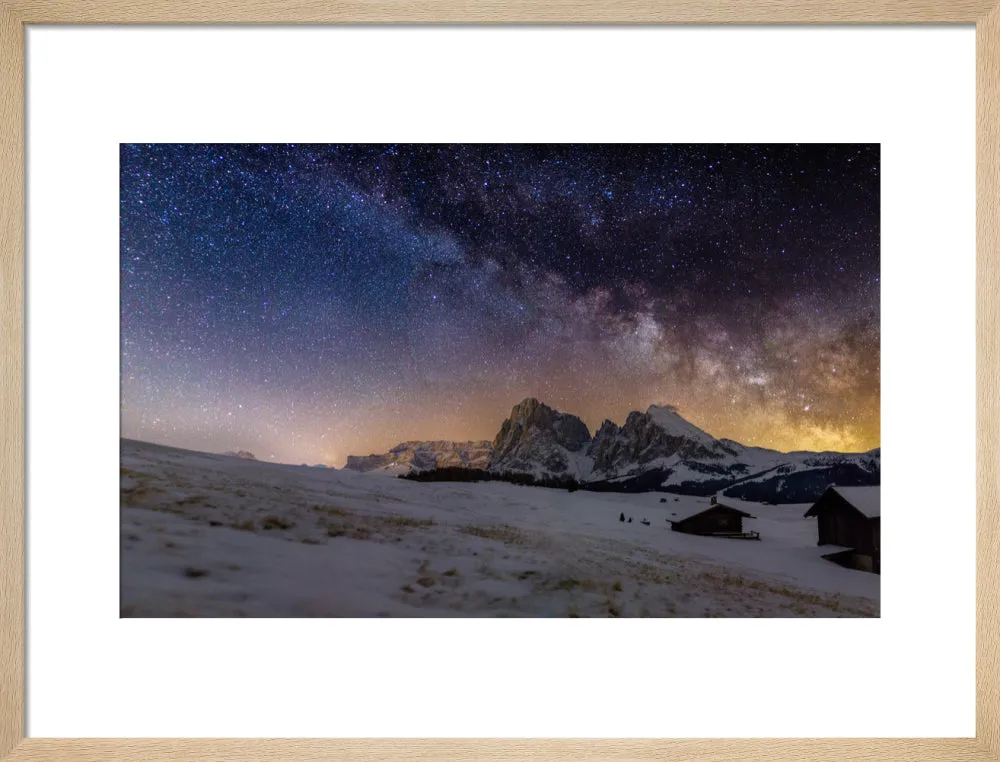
[119,142,882,620]
[3,3,995,761]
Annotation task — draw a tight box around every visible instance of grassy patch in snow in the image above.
[458,524,527,545]
[319,510,436,544]
[120,482,166,506]
[261,515,296,531]
[311,504,352,517]
[381,515,435,528]
[628,563,674,586]
[699,571,872,616]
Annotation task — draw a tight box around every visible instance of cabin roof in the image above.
[805,485,880,519]
[666,502,755,524]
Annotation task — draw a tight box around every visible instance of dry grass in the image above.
[459,524,526,545]
[311,504,352,517]
[261,515,295,531]
[625,560,675,586]
[317,509,436,544]
[699,571,873,616]
[381,515,435,528]
[121,461,437,553]
[120,482,166,507]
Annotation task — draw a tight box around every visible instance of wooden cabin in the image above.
[668,502,759,539]
[803,486,880,574]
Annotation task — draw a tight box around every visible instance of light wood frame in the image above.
[0,4,994,760]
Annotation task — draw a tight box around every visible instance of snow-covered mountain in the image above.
[489,398,594,480]
[344,440,493,475]
[486,398,878,502]
[715,447,880,503]
[342,398,879,502]
[588,404,741,475]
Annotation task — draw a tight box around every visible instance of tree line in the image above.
[400,467,581,491]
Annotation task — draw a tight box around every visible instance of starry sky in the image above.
[121,144,880,466]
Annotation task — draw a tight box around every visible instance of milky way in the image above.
[120,144,880,465]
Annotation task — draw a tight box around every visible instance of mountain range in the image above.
[345,440,493,475]
[343,398,880,503]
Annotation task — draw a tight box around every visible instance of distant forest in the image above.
[398,463,879,503]
[400,467,581,491]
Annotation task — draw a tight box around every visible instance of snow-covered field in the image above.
[121,439,879,617]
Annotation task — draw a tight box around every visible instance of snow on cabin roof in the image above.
[830,485,880,518]
[666,501,755,524]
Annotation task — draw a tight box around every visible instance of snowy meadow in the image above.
[121,439,879,617]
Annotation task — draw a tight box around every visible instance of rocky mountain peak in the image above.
[594,419,620,439]
[509,396,543,417]
[644,404,715,444]
[488,398,593,477]
[340,397,880,503]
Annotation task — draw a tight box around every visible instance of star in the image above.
[121,143,880,463]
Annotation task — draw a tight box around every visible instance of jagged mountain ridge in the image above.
[344,398,880,502]
[587,404,742,475]
[489,397,594,479]
[577,400,878,501]
[345,440,493,474]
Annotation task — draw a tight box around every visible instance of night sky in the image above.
[121,144,880,466]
